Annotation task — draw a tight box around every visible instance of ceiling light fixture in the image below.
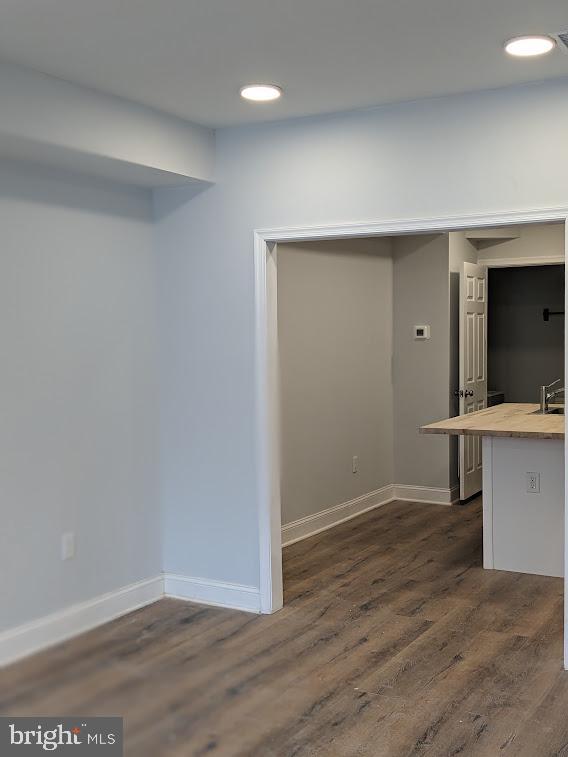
[240,84,282,102]
[504,35,556,57]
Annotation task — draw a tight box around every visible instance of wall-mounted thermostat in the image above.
[414,325,430,340]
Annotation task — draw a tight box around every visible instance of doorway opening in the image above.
[274,222,565,607]
[254,210,568,659]
[488,264,565,404]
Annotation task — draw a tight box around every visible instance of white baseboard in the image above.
[282,483,461,547]
[0,481,458,667]
[1,571,262,667]
[394,484,460,506]
[164,574,261,613]
[281,485,395,547]
[0,576,164,668]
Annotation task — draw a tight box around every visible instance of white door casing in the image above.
[459,261,488,501]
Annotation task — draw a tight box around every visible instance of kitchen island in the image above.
[422,403,564,577]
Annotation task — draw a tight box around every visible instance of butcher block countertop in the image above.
[420,403,565,440]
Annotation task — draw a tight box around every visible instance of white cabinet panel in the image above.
[488,437,564,578]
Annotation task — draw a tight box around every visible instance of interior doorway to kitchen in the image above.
[254,213,568,620]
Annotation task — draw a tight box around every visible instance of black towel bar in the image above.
[543,308,565,321]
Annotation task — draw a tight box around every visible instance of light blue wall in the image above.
[154,78,568,589]
[0,162,160,630]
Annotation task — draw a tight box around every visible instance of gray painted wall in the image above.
[0,162,160,631]
[277,239,393,526]
[154,78,568,589]
[488,265,564,403]
[392,235,451,489]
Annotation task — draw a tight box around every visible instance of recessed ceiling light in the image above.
[504,35,556,57]
[240,84,282,102]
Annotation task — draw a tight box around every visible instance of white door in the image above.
[459,262,488,501]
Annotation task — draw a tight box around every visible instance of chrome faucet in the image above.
[540,379,564,414]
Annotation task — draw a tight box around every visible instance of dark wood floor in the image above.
[2,498,566,756]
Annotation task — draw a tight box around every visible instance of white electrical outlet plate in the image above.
[352,456,359,474]
[526,472,540,494]
[61,532,76,561]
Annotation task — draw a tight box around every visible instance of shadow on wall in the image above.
[0,158,152,220]
[152,180,214,222]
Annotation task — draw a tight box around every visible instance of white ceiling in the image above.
[1,0,567,128]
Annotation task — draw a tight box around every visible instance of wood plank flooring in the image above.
[1,498,566,756]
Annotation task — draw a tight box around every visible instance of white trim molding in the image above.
[0,572,263,666]
[480,255,565,268]
[254,237,283,614]
[254,208,568,619]
[281,486,395,547]
[0,576,163,668]
[394,484,460,506]
[256,207,568,244]
[281,484,461,547]
[164,574,261,613]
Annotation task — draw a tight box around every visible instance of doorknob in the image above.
[454,389,474,398]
